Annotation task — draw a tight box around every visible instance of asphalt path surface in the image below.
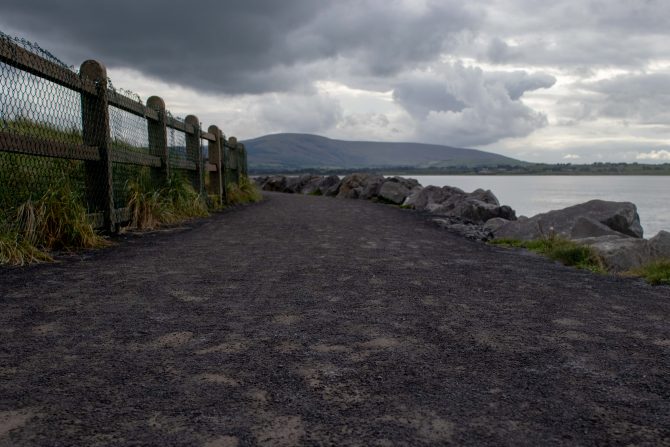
[1,192,669,446]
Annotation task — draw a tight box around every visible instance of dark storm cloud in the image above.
[0,0,480,95]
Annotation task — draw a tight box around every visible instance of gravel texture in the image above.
[1,192,669,446]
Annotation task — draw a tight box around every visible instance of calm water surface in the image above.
[409,176,670,237]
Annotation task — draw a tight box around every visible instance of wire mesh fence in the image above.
[0,30,248,231]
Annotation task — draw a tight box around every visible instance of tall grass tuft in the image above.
[491,236,605,273]
[226,175,262,205]
[125,171,208,230]
[0,178,109,265]
[627,259,670,286]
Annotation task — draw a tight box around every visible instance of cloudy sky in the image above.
[1,0,669,163]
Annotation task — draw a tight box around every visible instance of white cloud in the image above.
[393,63,553,146]
[636,150,670,160]
[563,154,581,159]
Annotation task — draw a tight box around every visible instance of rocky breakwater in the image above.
[255,173,517,241]
[255,174,670,273]
[488,200,670,272]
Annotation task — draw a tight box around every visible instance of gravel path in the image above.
[1,192,669,446]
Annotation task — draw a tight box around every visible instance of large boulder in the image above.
[402,186,424,207]
[260,175,288,192]
[406,185,515,224]
[569,216,628,239]
[284,174,321,193]
[254,175,269,188]
[574,236,653,272]
[649,230,670,259]
[337,173,384,199]
[493,200,643,241]
[300,176,324,195]
[378,181,410,204]
[384,176,421,190]
[321,176,342,197]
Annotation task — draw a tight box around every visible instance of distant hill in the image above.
[242,133,524,171]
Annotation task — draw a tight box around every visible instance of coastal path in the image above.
[1,192,669,446]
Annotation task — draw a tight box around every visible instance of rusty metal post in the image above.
[80,60,115,233]
[146,96,169,184]
[184,115,203,194]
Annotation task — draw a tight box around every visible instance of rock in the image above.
[410,186,464,212]
[360,175,386,200]
[432,199,510,223]
[649,230,670,259]
[401,186,424,207]
[384,176,421,190]
[469,189,500,206]
[574,236,653,271]
[569,216,628,239]
[315,175,341,196]
[300,176,323,195]
[432,217,493,241]
[493,200,643,241]
[337,173,384,199]
[261,175,288,192]
[407,185,515,224]
[378,181,410,204]
[285,174,321,193]
[321,176,342,197]
[254,175,269,188]
[484,217,510,233]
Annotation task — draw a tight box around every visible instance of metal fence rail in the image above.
[0,31,247,232]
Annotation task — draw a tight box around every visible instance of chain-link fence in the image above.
[0,30,248,232]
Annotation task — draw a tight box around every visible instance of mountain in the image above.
[242,133,524,171]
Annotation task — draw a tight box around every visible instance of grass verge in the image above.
[1,179,109,266]
[226,175,262,205]
[126,171,208,230]
[626,260,670,286]
[491,236,605,273]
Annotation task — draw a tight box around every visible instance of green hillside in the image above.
[243,133,525,171]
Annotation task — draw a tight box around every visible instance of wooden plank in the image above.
[0,38,96,94]
[108,91,158,120]
[166,117,197,135]
[206,162,217,172]
[170,158,197,171]
[110,147,161,167]
[200,131,216,142]
[166,116,187,132]
[0,131,99,161]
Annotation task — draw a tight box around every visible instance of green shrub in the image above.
[627,260,670,286]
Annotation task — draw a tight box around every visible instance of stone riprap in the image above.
[255,174,670,271]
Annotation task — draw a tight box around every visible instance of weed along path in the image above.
[1,192,669,446]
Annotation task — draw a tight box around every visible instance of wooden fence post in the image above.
[80,59,115,233]
[207,125,223,204]
[184,115,203,194]
[239,143,248,178]
[146,96,169,184]
[219,130,229,204]
[228,136,239,185]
